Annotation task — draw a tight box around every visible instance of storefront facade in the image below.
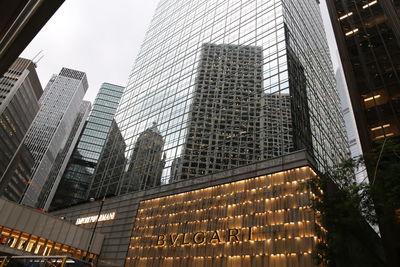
[52,150,323,267]
[0,199,103,263]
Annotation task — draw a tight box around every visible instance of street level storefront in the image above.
[52,151,325,267]
[0,199,104,263]
[128,166,321,267]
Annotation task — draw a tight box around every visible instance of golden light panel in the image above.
[126,166,324,267]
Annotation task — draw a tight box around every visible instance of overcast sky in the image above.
[21,0,339,103]
[21,0,160,102]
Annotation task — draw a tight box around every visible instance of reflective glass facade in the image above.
[106,0,348,192]
[51,83,124,209]
[89,119,126,198]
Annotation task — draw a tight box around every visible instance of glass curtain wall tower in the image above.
[104,0,348,193]
[50,83,124,209]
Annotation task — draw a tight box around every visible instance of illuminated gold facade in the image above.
[127,166,322,267]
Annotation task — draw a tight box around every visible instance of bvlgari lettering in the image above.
[155,227,252,246]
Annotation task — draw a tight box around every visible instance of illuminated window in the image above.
[345,28,359,36]
[364,94,381,102]
[339,12,353,20]
[363,0,378,9]
[371,124,390,131]
[375,133,394,139]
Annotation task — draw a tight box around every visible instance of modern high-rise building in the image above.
[326,0,400,152]
[102,0,348,192]
[49,1,388,266]
[8,68,89,207]
[0,57,43,201]
[326,1,400,264]
[50,83,124,209]
[37,100,91,210]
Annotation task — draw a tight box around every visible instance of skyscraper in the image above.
[101,0,348,193]
[326,1,400,264]
[326,0,400,151]
[0,57,43,201]
[37,100,91,210]
[50,83,124,209]
[15,68,88,207]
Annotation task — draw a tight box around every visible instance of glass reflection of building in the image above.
[177,44,263,180]
[50,83,124,209]
[120,123,166,192]
[103,0,348,192]
[88,120,126,199]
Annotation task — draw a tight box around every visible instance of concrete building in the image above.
[51,83,124,209]
[10,68,88,207]
[0,57,42,201]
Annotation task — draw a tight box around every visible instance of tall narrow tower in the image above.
[19,68,88,207]
[0,57,43,201]
[50,83,124,209]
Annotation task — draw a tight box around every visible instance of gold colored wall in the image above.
[126,166,322,267]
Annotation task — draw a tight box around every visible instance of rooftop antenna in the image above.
[32,50,44,67]
[32,50,43,62]
[34,54,44,65]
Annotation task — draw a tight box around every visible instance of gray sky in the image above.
[21,0,160,102]
[21,0,339,103]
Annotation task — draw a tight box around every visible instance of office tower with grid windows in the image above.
[0,57,43,201]
[15,68,88,207]
[50,83,124,209]
[37,100,91,210]
[103,0,348,193]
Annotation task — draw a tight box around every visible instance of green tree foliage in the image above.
[301,138,400,266]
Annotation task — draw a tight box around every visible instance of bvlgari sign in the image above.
[75,212,116,225]
[156,228,252,246]
[126,167,321,267]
